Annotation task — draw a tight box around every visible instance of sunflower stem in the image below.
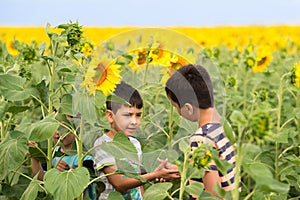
[143,53,150,84]
[275,72,290,179]
[168,104,174,150]
[47,60,55,171]
[179,149,189,200]
[77,116,84,168]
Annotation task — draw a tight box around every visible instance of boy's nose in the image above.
[131,116,137,124]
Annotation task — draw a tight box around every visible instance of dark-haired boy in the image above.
[165,64,238,198]
[94,81,180,200]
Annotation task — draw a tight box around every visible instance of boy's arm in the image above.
[30,157,45,181]
[202,170,221,198]
[103,164,180,194]
[29,141,45,181]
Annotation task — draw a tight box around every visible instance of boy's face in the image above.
[53,130,75,148]
[107,105,142,137]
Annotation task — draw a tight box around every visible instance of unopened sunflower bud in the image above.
[191,143,212,169]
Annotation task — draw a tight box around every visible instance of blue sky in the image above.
[1,0,300,27]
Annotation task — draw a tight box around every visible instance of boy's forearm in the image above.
[104,166,161,194]
[202,170,221,198]
[30,158,45,181]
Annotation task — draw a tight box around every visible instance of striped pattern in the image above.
[190,123,237,191]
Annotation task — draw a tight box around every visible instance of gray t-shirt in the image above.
[93,134,142,199]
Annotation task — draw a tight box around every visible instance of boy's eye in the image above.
[136,113,142,117]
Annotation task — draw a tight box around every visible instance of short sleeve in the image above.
[94,136,115,170]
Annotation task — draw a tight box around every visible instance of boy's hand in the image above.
[155,159,168,171]
[56,160,70,171]
[155,159,180,182]
[28,141,38,148]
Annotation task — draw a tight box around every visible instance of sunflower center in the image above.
[257,56,267,66]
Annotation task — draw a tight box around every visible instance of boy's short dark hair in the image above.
[106,81,143,113]
[165,64,214,109]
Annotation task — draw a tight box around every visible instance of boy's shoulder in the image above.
[94,134,112,146]
[191,123,225,143]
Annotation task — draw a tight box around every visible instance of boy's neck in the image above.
[106,130,116,139]
[198,107,221,127]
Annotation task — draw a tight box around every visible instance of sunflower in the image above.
[245,44,254,54]
[244,56,255,70]
[150,41,164,62]
[248,110,273,144]
[95,62,121,95]
[169,53,189,69]
[80,64,97,95]
[252,46,273,73]
[136,49,148,65]
[80,42,93,57]
[127,41,166,70]
[81,61,121,96]
[127,49,148,71]
[160,53,189,83]
[291,61,300,88]
[191,143,212,169]
[6,38,19,56]
[233,57,239,64]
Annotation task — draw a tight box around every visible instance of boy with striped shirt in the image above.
[165,64,238,198]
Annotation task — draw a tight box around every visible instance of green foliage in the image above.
[1,22,300,200]
[0,74,33,101]
[143,182,173,200]
[29,114,59,142]
[0,131,28,180]
[44,167,90,200]
[101,132,139,165]
[107,191,124,200]
[20,175,41,200]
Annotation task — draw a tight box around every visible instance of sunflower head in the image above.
[127,49,150,70]
[95,62,122,96]
[245,44,254,54]
[80,42,94,57]
[233,57,239,64]
[248,110,273,143]
[58,21,83,51]
[291,61,300,88]
[252,46,273,73]
[137,49,148,65]
[159,53,190,83]
[204,48,213,58]
[244,56,256,70]
[151,41,164,60]
[81,59,122,96]
[253,88,269,102]
[190,143,212,169]
[228,77,236,88]
[168,54,189,69]
[6,39,19,56]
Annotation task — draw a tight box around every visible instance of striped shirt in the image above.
[190,123,237,191]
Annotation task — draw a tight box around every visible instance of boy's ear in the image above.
[105,110,114,123]
[183,103,194,115]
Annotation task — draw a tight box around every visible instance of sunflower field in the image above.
[0,22,299,200]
